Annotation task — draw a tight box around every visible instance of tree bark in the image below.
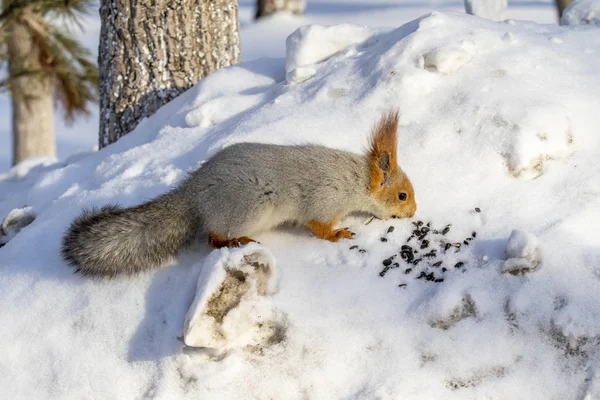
[7,21,56,166]
[256,0,305,19]
[98,0,241,148]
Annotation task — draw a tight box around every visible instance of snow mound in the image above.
[285,23,374,83]
[183,245,283,351]
[561,0,600,26]
[464,0,507,21]
[421,43,476,74]
[2,11,600,400]
[501,229,542,275]
[0,206,35,246]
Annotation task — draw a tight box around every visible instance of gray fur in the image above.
[62,143,410,278]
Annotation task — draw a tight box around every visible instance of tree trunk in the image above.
[255,0,305,19]
[6,22,56,166]
[98,0,241,148]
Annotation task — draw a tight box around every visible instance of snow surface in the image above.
[2,8,600,400]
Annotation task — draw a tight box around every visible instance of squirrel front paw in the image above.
[307,220,355,242]
[331,228,354,241]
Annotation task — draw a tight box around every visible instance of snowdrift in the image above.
[2,11,600,399]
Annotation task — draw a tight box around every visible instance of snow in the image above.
[285,24,375,83]
[561,0,600,26]
[3,3,600,400]
[502,229,542,275]
[464,0,508,21]
[0,206,35,246]
[183,244,280,351]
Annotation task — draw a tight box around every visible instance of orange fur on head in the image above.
[367,109,417,218]
[368,109,400,191]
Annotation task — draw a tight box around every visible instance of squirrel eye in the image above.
[398,192,407,201]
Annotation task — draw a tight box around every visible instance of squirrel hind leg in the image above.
[208,232,258,249]
[306,220,354,242]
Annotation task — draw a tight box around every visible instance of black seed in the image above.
[392,216,399,219]
[412,222,419,227]
[413,258,422,265]
[405,268,412,274]
[359,249,367,253]
[400,250,414,262]
[417,271,426,279]
[432,261,442,268]
[426,272,435,281]
[406,235,414,243]
[383,258,394,266]
[466,237,473,241]
[454,262,465,269]
[463,240,469,245]
[401,245,412,251]
[417,221,423,226]
[427,222,431,227]
[421,227,430,234]
[398,284,407,288]
[413,250,418,254]
[472,231,477,238]
[380,266,391,277]
[381,237,388,242]
[392,263,400,268]
[350,245,358,250]
[387,226,395,234]
[475,207,481,212]
[420,240,429,249]
[441,267,447,273]
[442,225,451,235]
[424,249,437,258]
[432,230,439,234]
[444,243,452,251]
[434,278,444,283]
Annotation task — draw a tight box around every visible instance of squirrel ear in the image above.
[377,152,391,187]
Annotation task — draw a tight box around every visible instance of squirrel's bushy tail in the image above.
[61,190,199,278]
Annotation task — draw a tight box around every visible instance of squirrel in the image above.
[61,110,416,278]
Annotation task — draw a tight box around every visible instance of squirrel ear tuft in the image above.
[369,109,399,166]
[368,110,399,190]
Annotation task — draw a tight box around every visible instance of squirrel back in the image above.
[62,110,416,277]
